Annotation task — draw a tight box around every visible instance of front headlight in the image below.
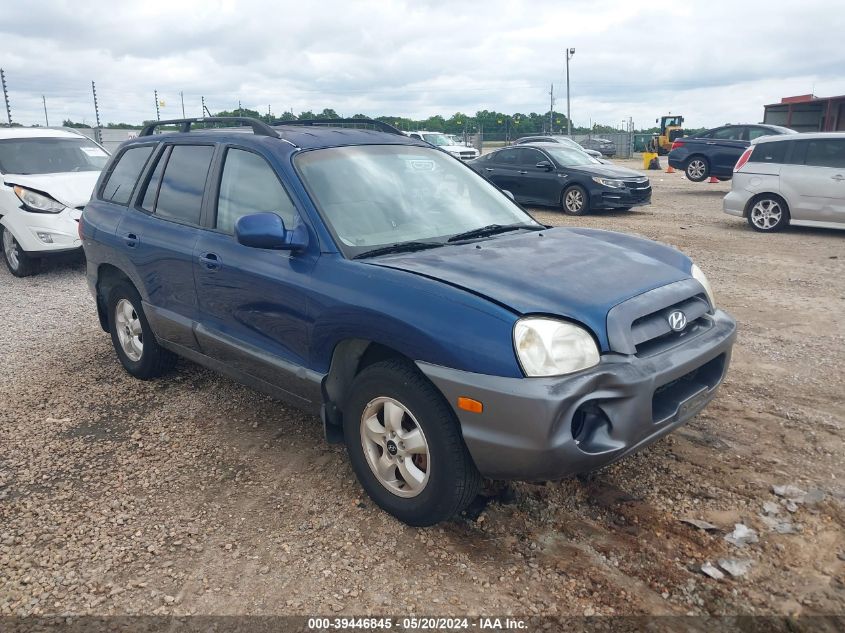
[514,317,600,377]
[592,177,624,188]
[691,263,716,310]
[13,186,65,213]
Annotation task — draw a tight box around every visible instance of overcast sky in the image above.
[1,0,843,129]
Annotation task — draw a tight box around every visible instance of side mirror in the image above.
[536,161,553,171]
[502,190,515,200]
[234,212,308,251]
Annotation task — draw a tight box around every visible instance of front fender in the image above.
[306,257,523,378]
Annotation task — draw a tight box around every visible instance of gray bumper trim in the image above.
[417,310,736,480]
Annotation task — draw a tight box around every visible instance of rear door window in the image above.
[492,148,520,166]
[804,139,845,168]
[100,146,154,205]
[140,146,170,213]
[148,145,214,225]
[216,148,298,233]
[749,141,788,164]
[712,127,743,140]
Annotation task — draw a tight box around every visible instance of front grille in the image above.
[632,295,711,356]
[459,151,476,160]
[605,278,713,356]
[623,178,651,190]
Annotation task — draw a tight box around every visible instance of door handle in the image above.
[518,170,528,175]
[832,174,845,181]
[123,232,138,248]
[199,252,221,271]
[484,167,494,172]
[705,141,716,145]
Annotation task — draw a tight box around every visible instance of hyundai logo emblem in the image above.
[668,310,687,332]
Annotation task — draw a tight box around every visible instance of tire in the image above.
[685,156,709,182]
[1,225,41,277]
[343,358,482,526]
[562,185,590,216]
[107,282,177,379]
[747,195,789,232]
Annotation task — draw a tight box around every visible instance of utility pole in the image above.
[201,95,206,118]
[267,104,271,122]
[180,91,185,118]
[548,83,555,134]
[42,95,48,126]
[238,100,242,117]
[91,81,102,143]
[565,48,575,136]
[154,90,160,121]
[1,69,11,126]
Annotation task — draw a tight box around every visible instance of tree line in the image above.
[56,107,674,135]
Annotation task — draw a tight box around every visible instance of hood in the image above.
[441,145,477,154]
[566,163,642,178]
[367,227,691,350]
[3,172,101,208]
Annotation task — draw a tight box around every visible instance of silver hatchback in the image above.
[723,132,845,232]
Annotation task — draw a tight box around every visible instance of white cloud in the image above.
[1,0,843,128]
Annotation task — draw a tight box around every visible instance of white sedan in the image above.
[0,128,109,276]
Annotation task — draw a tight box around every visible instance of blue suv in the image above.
[81,117,737,526]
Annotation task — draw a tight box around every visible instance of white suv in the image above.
[0,128,109,276]
[724,132,845,232]
[406,131,479,161]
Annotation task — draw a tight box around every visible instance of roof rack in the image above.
[272,118,404,136]
[139,117,280,138]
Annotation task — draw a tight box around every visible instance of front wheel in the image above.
[107,282,177,379]
[343,359,481,526]
[747,196,789,232]
[1,225,41,277]
[562,185,589,215]
[685,157,709,182]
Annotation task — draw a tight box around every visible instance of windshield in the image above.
[543,146,600,167]
[421,133,453,147]
[0,137,109,174]
[295,145,540,257]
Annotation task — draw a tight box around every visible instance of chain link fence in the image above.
[474,131,636,158]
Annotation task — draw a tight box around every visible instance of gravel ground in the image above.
[1,160,843,618]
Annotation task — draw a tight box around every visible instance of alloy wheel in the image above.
[565,189,584,213]
[114,298,144,362]
[360,396,430,498]
[2,229,20,271]
[687,159,706,180]
[750,199,782,230]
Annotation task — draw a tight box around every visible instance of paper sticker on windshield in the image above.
[407,159,435,171]
[81,147,107,157]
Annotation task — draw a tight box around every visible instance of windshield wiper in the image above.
[447,223,541,243]
[352,241,445,260]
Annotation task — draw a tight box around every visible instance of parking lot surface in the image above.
[1,160,843,617]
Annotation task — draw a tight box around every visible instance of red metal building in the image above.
[763,94,845,132]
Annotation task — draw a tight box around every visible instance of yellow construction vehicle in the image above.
[648,114,684,155]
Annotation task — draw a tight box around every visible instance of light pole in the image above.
[565,48,575,136]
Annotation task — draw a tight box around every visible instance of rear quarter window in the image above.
[100,145,154,205]
[749,141,788,164]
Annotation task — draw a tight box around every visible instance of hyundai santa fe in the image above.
[81,117,736,526]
